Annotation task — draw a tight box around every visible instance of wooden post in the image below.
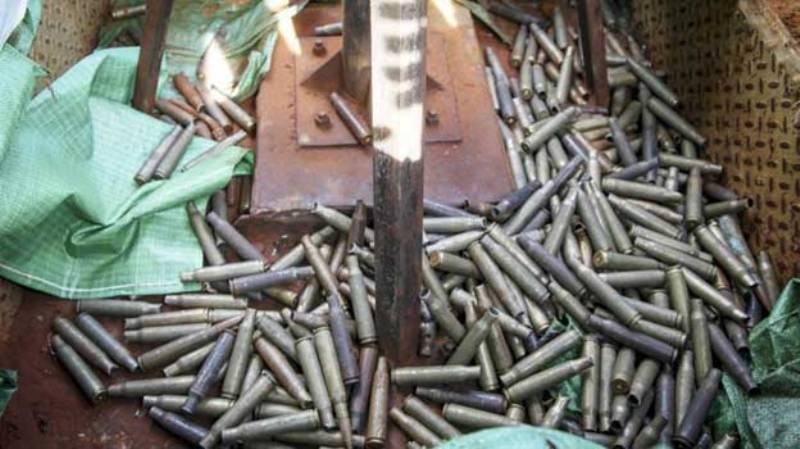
[576,0,610,107]
[132,0,175,112]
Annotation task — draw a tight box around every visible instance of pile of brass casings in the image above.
[46,3,779,449]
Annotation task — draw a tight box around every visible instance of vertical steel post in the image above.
[576,0,610,107]
[132,0,174,113]
[342,0,372,103]
[371,0,428,365]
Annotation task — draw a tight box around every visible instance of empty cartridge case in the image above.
[428,251,482,279]
[144,395,233,417]
[581,335,601,430]
[256,315,297,362]
[626,57,679,106]
[711,433,739,449]
[182,330,235,413]
[415,387,507,415]
[330,92,371,144]
[682,268,748,322]
[313,326,353,449]
[614,390,654,449]
[222,308,256,399]
[586,314,677,364]
[162,343,214,377]
[296,333,335,429]
[366,357,389,448]
[518,236,586,298]
[690,299,713,386]
[392,365,482,387]
[125,323,210,344]
[571,262,641,327]
[230,266,315,295]
[149,406,208,444]
[74,313,138,372]
[52,316,118,375]
[135,125,182,183]
[468,242,525,318]
[109,375,195,398]
[666,266,691,333]
[599,342,616,431]
[211,86,255,132]
[707,323,758,393]
[442,403,522,429]
[350,345,379,432]
[647,97,706,146]
[593,251,665,271]
[500,329,582,386]
[447,308,499,365]
[631,414,667,449]
[390,408,442,447]
[198,373,276,449]
[125,308,210,329]
[656,368,675,443]
[254,337,313,407]
[611,347,635,394]
[673,369,721,448]
[693,225,758,288]
[628,358,659,406]
[504,357,593,403]
[542,396,570,429]
[757,250,780,306]
[181,260,266,283]
[609,394,630,433]
[549,282,591,325]
[51,335,107,404]
[599,270,666,289]
[404,396,462,440]
[153,123,196,179]
[346,255,377,345]
[76,299,161,317]
[601,178,683,204]
[222,410,320,443]
[635,238,717,281]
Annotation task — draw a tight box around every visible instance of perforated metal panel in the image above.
[632,0,800,284]
[29,0,110,82]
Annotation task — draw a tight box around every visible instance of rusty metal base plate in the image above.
[296,34,462,146]
[249,2,513,217]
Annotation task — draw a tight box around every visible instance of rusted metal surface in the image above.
[575,0,610,106]
[250,1,513,216]
[296,35,462,147]
[132,0,175,113]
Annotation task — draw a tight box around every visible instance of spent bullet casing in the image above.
[410,403,457,443]
[611,347,635,394]
[125,323,210,344]
[186,201,226,266]
[693,224,758,288]
[415,387,507,414]
[164,293,247,309]
[222,309,256,399]
[614,390,655,449]
[599,342,616,431]
[125,308,210,329]
[256,315,298,362]
[313,326,353,449]
[51,335,107,403]
[657,368,676,443]
[182,331,235,413]
[366,357,390,448]
[428,251,482,279]
[443,403,522,429]
[222,410,321,443]
[599,270,666,289]
[144,395,233,417]
[74,313,138,372]
[518,236,586,298]
[601,177,683,204]
[346,256,377,345]
[593,251,666,271]
[635,237,717,281]
[76,299,161,317]
[327,296,360,386]
[109,375,195,397]
[149,407,208,444]
[609,394,630,433]
[389,408,443,447]
[541,395,570,428]
[711,433,739,449]
[206,211,263,262]
[628,358,660,406]
[392,365,482,386]
[707,322,758,393]
[682,267,748,322]
[254,337,313,407]
[52,316,118,375]
[631,414,668,449]
[504,357,593,403]
[505,403,526,423]
[467,242,526,318]
[571,262,642,327]
[350,345,379,432]
[500,329,582,386]
[549,282,591,325]
[181,260,266,282]
[666,266,692,333]
[581,335,601,431]
[135,125,182,183]
[295,335,336,430]
[163,342,214,377]
[153,123,196,179]
[254,402,303,418]
[229,266,315,295]
[587,314,677,364]
[198,373,276,449]
[673,369,722,448]
[447,308,499,365]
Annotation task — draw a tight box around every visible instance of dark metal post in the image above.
[371,0,428,365]
[342,0,371,103]
[133,0,175,112]
[576,0,610,107]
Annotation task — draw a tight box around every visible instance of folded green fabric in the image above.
[0,47,250,299]
[437,426,602,449]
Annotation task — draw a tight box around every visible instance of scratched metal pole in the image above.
[576,0,610,107]
[371,0,427,365]
[132,0,175,113]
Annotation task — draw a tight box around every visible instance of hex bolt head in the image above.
[314,111,331,129]
[425,110,440,126]
[313,40,327,56]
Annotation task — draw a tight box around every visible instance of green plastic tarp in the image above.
[0,47,251,299]
[437,426,602,449]
[712,278,800,448]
